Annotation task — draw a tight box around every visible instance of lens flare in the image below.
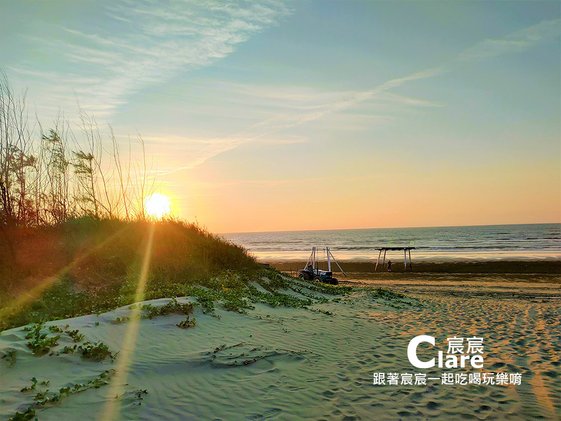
[101,223,156,421]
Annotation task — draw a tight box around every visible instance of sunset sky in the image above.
[1,0,560,232]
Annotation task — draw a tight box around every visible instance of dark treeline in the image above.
[0,75,149,227]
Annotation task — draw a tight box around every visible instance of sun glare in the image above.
[144,193,171,219]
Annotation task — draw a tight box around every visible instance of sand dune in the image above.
[1,281,559,420]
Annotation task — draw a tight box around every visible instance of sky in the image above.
[1,0,560,233]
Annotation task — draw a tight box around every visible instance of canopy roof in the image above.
[375,247,416,251]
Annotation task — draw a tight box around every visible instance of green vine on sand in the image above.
[1,348,17,367]
[10,370,115,420]
[141,298,194,319]
[77,341,114,361]
[176,315,196,329]
[133,389,149,405]
[368,287,422,308]
[24,323,60,356]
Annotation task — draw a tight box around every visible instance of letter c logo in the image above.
[408,335,435,369]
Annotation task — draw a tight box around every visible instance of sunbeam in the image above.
[100,222,156,421]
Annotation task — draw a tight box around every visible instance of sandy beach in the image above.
[1,271,559,420]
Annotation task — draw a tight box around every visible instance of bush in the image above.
[77,341,113,361]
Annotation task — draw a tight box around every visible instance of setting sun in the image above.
[144,193,171,219]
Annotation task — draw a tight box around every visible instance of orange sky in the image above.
[159,151,560,233]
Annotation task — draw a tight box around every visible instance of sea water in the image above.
[222,223,561,262]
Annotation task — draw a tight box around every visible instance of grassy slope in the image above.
[0,217,262,330]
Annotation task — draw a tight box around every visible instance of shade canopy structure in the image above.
[374,247,415,272]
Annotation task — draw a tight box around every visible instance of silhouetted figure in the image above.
[387,260,392,272]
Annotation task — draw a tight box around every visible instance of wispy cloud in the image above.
[10,10,560,174]
[380,92,443,108]
[457,18,561,61]
[189,18,561,167]
[241,18,561,139]
[150,72,445,174]
[251,14,557,135]
[13,0,290,118]
[220,68,442,132]
[136,133,307,173]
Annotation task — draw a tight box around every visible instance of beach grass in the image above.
[0,217,259,330]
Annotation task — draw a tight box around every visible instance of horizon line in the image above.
[220,221,561,236]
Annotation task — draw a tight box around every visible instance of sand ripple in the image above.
[0,283,559,420]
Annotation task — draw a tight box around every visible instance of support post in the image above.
[327,247,332,272]
[329,249,347,277]
[408,249,413,271]
[312,247,316,273]
[382,249,386,269]
[375,249,381,272]
[306,248,314,270]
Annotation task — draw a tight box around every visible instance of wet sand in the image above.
[269,259,561,274]
[271,259,561,299]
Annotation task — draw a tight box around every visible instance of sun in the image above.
[144,193,171,219]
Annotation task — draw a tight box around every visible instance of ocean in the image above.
[222,223,561,262]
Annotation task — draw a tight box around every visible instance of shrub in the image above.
[176,316,196,329]
[77,341,113,361]
[1,348,16,367]
[141,298,193,319]
[25,323,60,356]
